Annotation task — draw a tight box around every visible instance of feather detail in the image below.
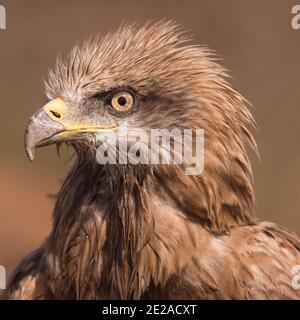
[5,21,300,300]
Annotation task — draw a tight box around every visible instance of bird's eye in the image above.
[111,92,134,112]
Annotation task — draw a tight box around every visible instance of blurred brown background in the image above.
[0,0,299,276]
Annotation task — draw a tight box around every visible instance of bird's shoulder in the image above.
[178,220,300,299]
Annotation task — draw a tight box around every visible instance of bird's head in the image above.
[24,21,257,232]
[25,22,196,161]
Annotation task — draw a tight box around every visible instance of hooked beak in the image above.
[24,97,117,161]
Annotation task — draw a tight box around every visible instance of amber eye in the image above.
[111,92,134,112]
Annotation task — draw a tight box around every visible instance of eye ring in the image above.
[111,91,134,112]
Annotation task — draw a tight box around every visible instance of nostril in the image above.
[50,110,61,118]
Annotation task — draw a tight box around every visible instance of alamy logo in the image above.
[0,5,6,30]
[95,123,204,175]
[0,265,6,290]
[292,265,300,290]
[292,5,300,30]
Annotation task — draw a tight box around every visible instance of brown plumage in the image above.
[4,21,300,299]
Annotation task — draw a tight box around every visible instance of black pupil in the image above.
[118,96,127,106]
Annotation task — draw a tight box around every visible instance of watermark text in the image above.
[0,265,6,290]
[292,5,300,30]
[0,5,6,30]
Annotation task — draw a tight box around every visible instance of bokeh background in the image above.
[0,0,299,277]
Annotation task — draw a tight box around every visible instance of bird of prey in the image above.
[4,21,300,299]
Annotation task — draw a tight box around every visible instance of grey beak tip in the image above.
[24,127,35,161]
[25,143,35,161]
[27,150,35,161]
[24,107,65,161]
